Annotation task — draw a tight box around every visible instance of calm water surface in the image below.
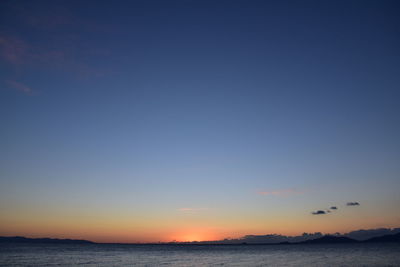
[1,243,399,266]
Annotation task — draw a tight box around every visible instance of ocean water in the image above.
[0,243,399,266]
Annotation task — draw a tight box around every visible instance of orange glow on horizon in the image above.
[2,207,400,243]
[168,228,221,242]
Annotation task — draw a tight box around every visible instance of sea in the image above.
[1,243,399,266]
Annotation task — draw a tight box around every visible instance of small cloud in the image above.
[347,202,360,206]
[311,210,326,215]
[330,206,338,210]
[6,80,33,94]
[258,188,303,197]
[178,208,207,213]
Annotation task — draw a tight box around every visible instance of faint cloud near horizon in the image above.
[257,188,304,197]
[178,208,208,213]
[311,210,326,215]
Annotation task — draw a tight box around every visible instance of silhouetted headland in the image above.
[0,236,94,244]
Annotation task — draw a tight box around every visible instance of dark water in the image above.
[1,243,399,266]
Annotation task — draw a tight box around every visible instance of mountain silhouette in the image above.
[364,232,400,243]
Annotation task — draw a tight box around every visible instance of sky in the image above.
[1,0,400,243]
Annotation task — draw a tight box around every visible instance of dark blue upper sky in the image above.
[1,0,399,241]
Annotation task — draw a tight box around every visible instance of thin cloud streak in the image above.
[178,208,208,212]
[258,188,303,197]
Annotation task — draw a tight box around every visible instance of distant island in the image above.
[176,233,400,245]
[1,232,400,245]
[176,228,400,245]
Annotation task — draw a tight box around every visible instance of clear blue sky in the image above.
[1,0,399,242]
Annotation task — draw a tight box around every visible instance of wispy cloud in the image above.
[0,34,66,67]
[0,36,28,65]
[258,188,303,197]
[0,31,107,81]
[6,80,33,94]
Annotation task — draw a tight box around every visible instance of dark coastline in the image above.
[1,233,399,246]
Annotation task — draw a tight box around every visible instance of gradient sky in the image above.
[1,0,400,243]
